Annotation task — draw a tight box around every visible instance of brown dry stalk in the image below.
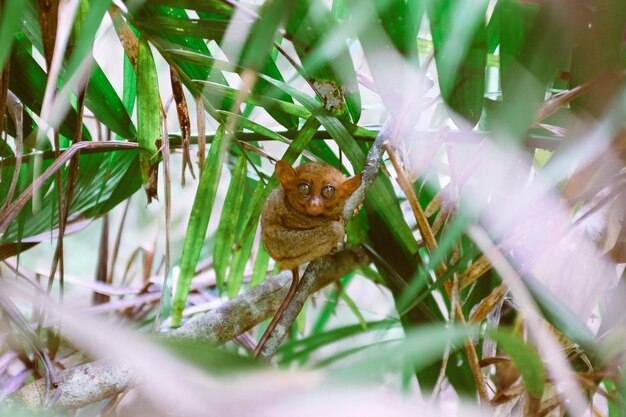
[534,70,626,125]
[385,143,490,403]
[461,255,492,289]
[469,284,508,323]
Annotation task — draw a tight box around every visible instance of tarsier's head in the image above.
[275,160,363,218]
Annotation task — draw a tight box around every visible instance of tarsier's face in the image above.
[275,160,362,219]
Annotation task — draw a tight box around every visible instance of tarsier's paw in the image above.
[329,241,345,255]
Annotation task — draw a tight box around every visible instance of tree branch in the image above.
[257,119,393,361]
[6,247,369,410]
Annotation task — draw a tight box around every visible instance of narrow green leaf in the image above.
[195,80,311,120]
[374,0,421,58]
[234,0,298,129]
[429,0,488,127]
[250,243,270,288]
[172,126,230,326]
[136,36,161,184]
[498,0,539,103]
[134,5,233,111]
[9,36,91,142]
[338,283,368,331]
[238,0,292,72]
[147,0,232,15]
[569,0,626,117]
[214,156,247,294]
[122,53,136,115]
[87,63,136,139]
[216,111,289,143]
[278,319,399,363]
[0,0,27,69]
[133,17,240,41]
[258,74,365,170]
[285,0,361,123]
[1,150,140,242]
[331,0,350,20]
[495,1,583,141]
[488,330,545,398]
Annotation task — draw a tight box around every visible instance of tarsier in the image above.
[254,160,363,356]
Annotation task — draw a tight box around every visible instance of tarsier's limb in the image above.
[253,267,299,358]
[254,222,342,355]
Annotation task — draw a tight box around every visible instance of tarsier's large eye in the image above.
[297,183,311,195]
[321,185,336,198]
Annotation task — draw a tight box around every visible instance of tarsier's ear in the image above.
[340,172,363,196]
[275,160,296,188]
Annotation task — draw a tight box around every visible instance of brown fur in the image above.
[261,160,362,270]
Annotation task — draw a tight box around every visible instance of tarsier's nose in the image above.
[307,198,324,216]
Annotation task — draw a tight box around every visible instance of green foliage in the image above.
[1,0,625,413]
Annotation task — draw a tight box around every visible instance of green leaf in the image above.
[9,36,91,142]
[495,1,582,141]
[569,0,626,117]
[146,0,232,15]
[429,0,488,127]
[216,111,289,143]
[285,0,361,123]
[133,5,233,111]
[278,319,399,364]
[122,52,137,115]
[195,80,311,120]
[172,125,229,327]
[258,74,365,170]
[214,156,247,294]
[338,282,368,331]
[498,0,539,102]
[86,63,137,139]
[1,149,140,242]
[0,0,28,69]
[374,0,421,58]
[488,330,545,398]
[250,243,270,288]
[234,0,298,129]
[136,36,161,184]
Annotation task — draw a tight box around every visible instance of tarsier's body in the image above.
[254,160,362,356]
